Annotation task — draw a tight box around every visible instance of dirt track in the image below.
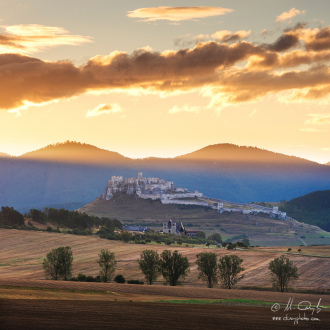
[1,299,329,330]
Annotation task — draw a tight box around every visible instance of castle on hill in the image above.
[102,172,203,202]
[101,172,287,219]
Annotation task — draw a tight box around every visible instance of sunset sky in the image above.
[1,0,330,163]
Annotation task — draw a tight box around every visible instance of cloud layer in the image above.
[0,24,92,54]
[127,6,233,22]
[2,24,330,111]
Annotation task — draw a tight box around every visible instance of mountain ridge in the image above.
[1,141,330,210]
[14,141,327,168]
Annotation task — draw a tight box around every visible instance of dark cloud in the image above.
[266,33,300,52]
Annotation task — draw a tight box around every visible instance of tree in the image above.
[242,238,250,247]
[0,206,24,227]
[43,246,73,280]
[208,233,222,244]
[98,249,117,282]
[196,252,218,288]
[268,255,298,292]
[196,231,206,239]
[160,250,190,286]
[120,230,132,243]
[138,250,161,285]
[218,255,244,289]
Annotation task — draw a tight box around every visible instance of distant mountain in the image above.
[0,152,10,158]
[20,141,128,165]
[1,141,330,210]
[280,190,330,232]
[175,144,313,165]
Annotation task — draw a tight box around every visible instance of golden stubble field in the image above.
[0,229,329,292]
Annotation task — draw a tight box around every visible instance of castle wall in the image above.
[161,199,209,207]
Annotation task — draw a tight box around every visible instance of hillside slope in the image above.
[281,190,330,231]
[79,193,330,246]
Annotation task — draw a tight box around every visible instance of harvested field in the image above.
[1,279,330,306]
[0,298,329,329]
[0,229,329,291]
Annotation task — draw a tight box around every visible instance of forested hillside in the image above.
[280,190,330,231]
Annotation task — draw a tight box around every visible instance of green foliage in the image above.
[43,246,73,280]
[25,207,122,231]
[28,209,46,223]
[114,274,126,283]
[280,190,330,231]
[138,250,161,285]
[160,250,190,286]
[98,249,117,282]
[196,252,218,288]
[0,206,24,227]
[207,233,222,244]
[196,231,206,239]
[218,255,244,289]
[120,230,132,242]
[242,238,250,246]
[268,255,299,292]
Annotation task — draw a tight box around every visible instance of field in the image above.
[1,229,330,291]
[1,229,330,329]
[2,298,329,329]
[78,195,330,246]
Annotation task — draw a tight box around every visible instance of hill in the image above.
[20,141,128,165]
[1,141,330,210]
[280,190,330,232]
[79,192,330,246]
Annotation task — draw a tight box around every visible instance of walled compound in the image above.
[101,172,287,219]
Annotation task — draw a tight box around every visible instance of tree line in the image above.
[280,190,330,231]
[43,248,298,292]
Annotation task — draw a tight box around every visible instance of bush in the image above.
[77,273,87,281]
[46,226,53,232]
[114,274,126,283]
[127,280,144,284]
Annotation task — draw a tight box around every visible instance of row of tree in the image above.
[43,248,298,292]
[27,208,122,231]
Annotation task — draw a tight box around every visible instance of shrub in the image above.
[127,280,144,284]
[114,274,126,283]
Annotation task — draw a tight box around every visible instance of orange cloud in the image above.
[211,30,251,42]
[86,103,122,117]
[127,6,233,22]
[276,8,305,22]
[3,25,330,112]
[0,24,92,54]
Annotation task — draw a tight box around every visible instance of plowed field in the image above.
[1,298,329,329]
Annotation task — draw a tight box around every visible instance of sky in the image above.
[1,0,330,163]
